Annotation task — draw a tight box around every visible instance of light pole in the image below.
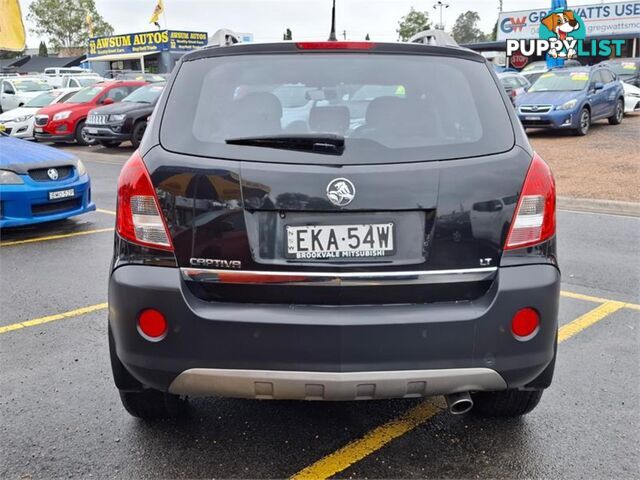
[433,1,450,30]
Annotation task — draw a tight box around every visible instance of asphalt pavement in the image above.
[1,144,638,479]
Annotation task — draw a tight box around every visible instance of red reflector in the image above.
[511,308,540,339]
[137,309,168,340]
[296,41,375,50]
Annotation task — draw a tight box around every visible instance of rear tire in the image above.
[573,108,590,136]
[75,120,97,146]
[99,140,121,148]
[130,121,147,149]
[119,389,187,420]
[109,324,187,419]
[608,99,624,125]
[471,389,543,417]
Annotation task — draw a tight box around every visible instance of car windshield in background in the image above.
[607,61,638,78]
[13,79,50,92]
[529,71,589,92]
[522,62,547,73]
[26,91,63,107]
[161,53,514,164]
[67,85,103,103]
[123,83,165,103]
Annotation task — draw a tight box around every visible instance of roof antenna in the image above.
[328,0,337,41]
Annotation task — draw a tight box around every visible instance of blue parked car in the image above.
[0,135,95,228]
[516,65,624,136]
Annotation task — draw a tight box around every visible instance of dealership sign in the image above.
[88,30,208,57]
[498,1,640,40]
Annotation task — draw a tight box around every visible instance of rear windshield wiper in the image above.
[225,134,345,155]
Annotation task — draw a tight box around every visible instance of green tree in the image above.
[283,28,292,41]
[451,11,488,44]
[28,0,113,50]
[365,33,370,41]
[38,41,48,57]
[396,8,431,41]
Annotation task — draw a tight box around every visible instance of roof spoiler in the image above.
[409,30,459,47]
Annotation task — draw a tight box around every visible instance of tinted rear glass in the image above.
[161,53,514,164]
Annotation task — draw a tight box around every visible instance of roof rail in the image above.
[409,29,459,47]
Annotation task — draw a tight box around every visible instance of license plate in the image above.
[87,127,98,134]
[49,188,74,201]
[286,223,394,260]
[526,116,541,121]
[35,127,43,133]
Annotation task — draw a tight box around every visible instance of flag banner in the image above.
[0,0,27,51]
[149,0,165,28]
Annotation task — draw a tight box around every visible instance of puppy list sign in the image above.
[506,7,625,62]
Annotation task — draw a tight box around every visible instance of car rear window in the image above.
[160,53,514,164]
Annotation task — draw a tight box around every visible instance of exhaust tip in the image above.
[445,392,473,415]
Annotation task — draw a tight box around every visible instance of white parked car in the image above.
[0,77,51,112]
[621,81,640,113]
[0,87,79,139]
[41,67,90,88]
[60,74,103,89]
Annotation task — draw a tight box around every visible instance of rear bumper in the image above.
[168,367,506,400]
[108,263,560,399]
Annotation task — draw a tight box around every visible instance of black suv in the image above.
[109,41,559,419]
[86,83,165,148]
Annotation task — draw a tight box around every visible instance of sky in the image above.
[20,0,624,49]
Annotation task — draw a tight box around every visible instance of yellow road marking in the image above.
[291,400,445,480]
[558,301,627,342]
[0,303,107,334]
[291,300,636,479]
[561,290,640,310]
[96,208,116,215]
[0,227,113,247]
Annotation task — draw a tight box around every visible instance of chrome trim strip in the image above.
[180,266,497,286]
[168,367,507,400]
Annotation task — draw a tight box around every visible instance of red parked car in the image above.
[34,81,147,145]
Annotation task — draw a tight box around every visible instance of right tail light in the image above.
[505,153,556,250]
[116,151,174,251]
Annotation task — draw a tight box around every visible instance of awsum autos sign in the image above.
[497,1,640,40]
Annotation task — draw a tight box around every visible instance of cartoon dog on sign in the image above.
[541,10,580,58]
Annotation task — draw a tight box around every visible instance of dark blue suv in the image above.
[516,65,624,136]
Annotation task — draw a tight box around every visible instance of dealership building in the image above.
[85,30,208,75]
[466,1,640,67]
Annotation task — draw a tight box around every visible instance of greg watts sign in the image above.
[498,1,640,40]
[88,30,207,57]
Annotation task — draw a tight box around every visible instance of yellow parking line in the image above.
[558,301,627,342]
[0,303,107,334]
[0,227,113,247]
[291,400,445,480]
[291,300,635,480]
[561,290,640,311]
[96,208,116,215]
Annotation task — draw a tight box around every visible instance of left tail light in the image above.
[116,151,174,251]
[505,153,556,250]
